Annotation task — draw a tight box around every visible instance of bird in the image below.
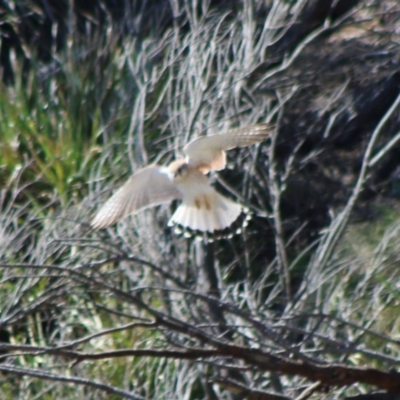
[91,124,272,241]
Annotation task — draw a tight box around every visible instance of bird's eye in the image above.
[176,165,186,176]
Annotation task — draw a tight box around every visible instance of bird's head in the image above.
[168,159,189,182]
[174,163,189,180]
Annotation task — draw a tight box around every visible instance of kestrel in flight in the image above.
[91,124,272,241]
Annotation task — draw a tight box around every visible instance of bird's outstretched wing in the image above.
[91,165,182,229]
[183,123,273,173]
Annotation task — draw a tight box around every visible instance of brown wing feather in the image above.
[183,123,272,173]
[91,165,182,229]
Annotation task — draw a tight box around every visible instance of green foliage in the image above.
[0,71,99,202]
[0,35,137,204]
[325,205,400,367]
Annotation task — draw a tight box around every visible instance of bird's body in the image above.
[91,124,272,240]
[169,164,243,237]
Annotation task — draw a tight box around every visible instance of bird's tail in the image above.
[168,192,250,241]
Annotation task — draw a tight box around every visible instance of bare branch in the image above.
[0,364,144,400]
